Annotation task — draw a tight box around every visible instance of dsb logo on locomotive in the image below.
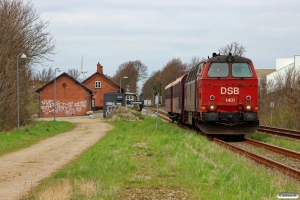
[220,87,239,95]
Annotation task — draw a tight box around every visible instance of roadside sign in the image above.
[155,93,162,105]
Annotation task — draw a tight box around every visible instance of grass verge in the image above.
[26,118,300,200]
[0,120,75,156]
[246,132,300,152]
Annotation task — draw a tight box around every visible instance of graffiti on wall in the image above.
[41,99,87,115]
[105,102,121,117]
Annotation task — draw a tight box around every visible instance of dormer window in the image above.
[95,81,101,88]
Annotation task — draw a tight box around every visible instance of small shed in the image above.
[103,92,125,117]
[124,91,138,107]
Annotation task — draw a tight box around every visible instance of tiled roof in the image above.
[35,72,93,93]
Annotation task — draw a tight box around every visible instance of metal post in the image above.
[146,99,148,117]
[54,68,61,121]
[119,76,128,93]
[16,53,26,130]
[270,102,275,126]
[271,108,272,126]
[156,103,158,130]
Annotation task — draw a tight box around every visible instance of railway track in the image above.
[214,138,300,180]
[258,125,300,140]
[151,108,300,140]
[146,107,300,180]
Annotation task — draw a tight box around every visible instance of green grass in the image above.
[26,118,300,200]
[0,120,75,156]
[246,132,300,152]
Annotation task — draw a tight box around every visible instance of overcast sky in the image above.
[32,0,300,78]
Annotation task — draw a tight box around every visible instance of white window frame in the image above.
[126,95,133,101]
[126,95,134,107]
[95,81,101,88]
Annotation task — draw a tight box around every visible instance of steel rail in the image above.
[258,126,300,140]
[244,138,300,160]
[213,138,300,181]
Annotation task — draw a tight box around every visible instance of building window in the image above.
[126,95,134,106]
[95,81,101,88]
[126,95,133,101]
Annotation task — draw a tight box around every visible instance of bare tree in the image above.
[0,0,56,130]
[141,58,187,103]
[112,60,148,93]
[187,56,205,70]
[218,41,246,56]
[68,68,81,80]
[259,67,300,129]
[157,58,187,102]
[33,67,54,84]
[141,71,162,101]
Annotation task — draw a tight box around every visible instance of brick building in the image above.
[36,62,123,118]
[82,62,120,110]
[36,73,94,118]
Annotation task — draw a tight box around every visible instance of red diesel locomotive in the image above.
[165,53,259,136]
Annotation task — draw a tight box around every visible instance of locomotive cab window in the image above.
[232,63,253,77]
[207,63,228,77]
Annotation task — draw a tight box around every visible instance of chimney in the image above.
[97,62,103,73]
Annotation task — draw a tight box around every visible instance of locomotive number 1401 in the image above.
[225,98,235,102]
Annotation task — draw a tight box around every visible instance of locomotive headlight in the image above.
[245,105,252,111]
[209,104,216,111]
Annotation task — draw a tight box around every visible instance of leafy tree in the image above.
[0,0,56,130]
[218,41,246,56]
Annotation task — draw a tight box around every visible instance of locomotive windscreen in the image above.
[232,63,253,77]
[207,63,228,77]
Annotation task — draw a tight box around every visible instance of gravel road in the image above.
[0,116,113,200]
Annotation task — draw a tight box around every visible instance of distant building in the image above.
[255,69,276,79]
[266,55,300,88]
[36,62,136,118]
[82,63,120,110]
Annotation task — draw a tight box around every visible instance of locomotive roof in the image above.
[206,55,252,63]
[165,74,187,89]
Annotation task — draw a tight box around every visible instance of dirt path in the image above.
[0,117,113,200]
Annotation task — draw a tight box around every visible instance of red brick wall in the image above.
[83,74,119,109]
[39,76,91,117]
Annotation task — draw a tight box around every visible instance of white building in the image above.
[266,55,300,89]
